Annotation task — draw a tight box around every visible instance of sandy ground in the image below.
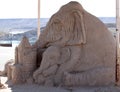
[0,77,120,92]
[0,77,69,92]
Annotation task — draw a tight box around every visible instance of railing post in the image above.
[37,0,40,38]
[116,0,120,86]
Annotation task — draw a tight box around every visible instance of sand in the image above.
[0,76,120,92]
[0,44,120,92]
[0,77,69,92]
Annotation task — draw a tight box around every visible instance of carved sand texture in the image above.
[5,1,116,87]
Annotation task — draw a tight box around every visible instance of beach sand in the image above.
[0,76,120,92]
[0,77,69,92]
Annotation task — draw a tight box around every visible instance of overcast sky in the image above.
[0,0,116,18]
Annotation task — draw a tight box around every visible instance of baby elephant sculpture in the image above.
[33,1,116,86]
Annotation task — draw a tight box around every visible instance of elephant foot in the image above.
[35,74,45,85]
[33,64,58,86]
[33,72,54,86]
[33,69,43,83]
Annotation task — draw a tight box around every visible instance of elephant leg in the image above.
[33,46,61,85]
[54,46,81,85]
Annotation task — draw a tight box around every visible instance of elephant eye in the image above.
[53,20,60,24]
[54,21,59,24]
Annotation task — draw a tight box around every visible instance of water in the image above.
[0,17,115,30]
[99,17,116,23]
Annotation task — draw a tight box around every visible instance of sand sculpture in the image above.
[5,37,36,84]
[5,1,116,86]
[0,77,6,89]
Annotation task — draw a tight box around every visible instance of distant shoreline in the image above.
[105,23,116,28]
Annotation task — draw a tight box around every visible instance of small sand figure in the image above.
[0,77,6,89]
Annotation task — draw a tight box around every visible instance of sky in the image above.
[0,0,116,18]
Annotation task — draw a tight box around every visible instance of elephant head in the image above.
[35,1,86,48]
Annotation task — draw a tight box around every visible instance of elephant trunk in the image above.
[34,39,48,49]
[33,30,50,49]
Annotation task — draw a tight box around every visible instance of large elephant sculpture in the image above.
[33,1,116,86]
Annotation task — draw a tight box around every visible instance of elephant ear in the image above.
[67,10,86,45]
